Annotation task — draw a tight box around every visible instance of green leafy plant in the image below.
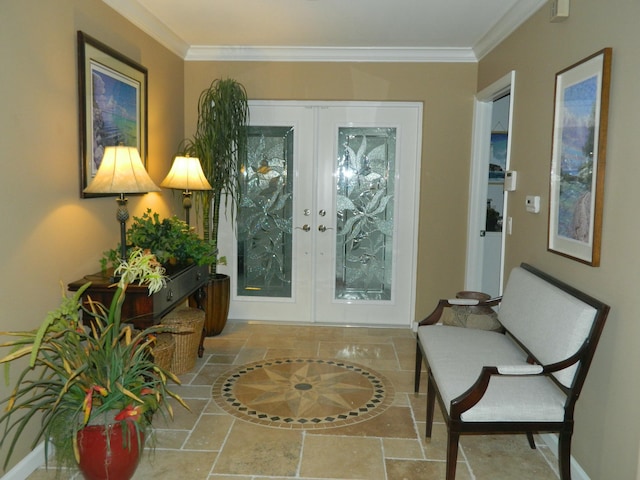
[102,209,217,273]
[0,248,189,471]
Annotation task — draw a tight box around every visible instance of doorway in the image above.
[465,72,515,296]
[223,101,422,326]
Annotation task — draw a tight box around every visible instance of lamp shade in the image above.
[84,146,160,194]
[160,156,212,192]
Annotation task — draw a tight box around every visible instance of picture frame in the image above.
[489,131,508,183]
[77,31,148,198]
[548,48,612,266]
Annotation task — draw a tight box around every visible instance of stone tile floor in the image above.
[27,321,560,479]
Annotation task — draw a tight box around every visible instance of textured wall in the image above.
[184,60,478,321]
[0,0,184,470]
[479,2,640,478]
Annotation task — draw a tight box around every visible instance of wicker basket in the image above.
[161,306,205,375]
[151,333,175,371]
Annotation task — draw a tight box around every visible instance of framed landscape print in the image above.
[77,31,148,198]
[548,48,612,266]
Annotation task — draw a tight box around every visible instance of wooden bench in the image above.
[414,263,609,480]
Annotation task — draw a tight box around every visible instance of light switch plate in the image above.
[504,171,517,191]
[551,0,570,22]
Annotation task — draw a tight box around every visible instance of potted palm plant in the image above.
[183,78,249,336]
[0,248,188,479]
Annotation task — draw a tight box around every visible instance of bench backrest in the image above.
[498,264,608,389]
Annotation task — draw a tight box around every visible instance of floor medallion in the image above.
[212,358,395,429]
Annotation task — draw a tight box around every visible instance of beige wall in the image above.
[12,0,633,477]
[0,0,184,470]
[184,61,478,320]
[1,0,480,469]
[479,2,640,478]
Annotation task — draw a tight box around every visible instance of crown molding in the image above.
[184,46,477,63]
[104,0,544,63]
[102,0,190,58]
[474,0,547,60]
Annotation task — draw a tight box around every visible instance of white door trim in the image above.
[465,71,515,293]
[223,100,422,327]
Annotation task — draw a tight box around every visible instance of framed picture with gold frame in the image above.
[77,31,148,198]
[548,48,612,266]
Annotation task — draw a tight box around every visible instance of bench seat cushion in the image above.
[418,325,567,422]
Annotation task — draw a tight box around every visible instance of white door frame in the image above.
[221,100,422,327]
[465,71,515,293]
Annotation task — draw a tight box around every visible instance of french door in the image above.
[222,101,422,326]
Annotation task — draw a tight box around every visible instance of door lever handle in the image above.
[296,224,311,232]
[318,225,334,232]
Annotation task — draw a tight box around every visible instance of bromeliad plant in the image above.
[0,248,188,471]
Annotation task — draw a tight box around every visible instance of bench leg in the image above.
[558,430,573,480]
[526,431,536,449]
[446,431,460,480]
[425,373,436,438]
[414,342,423,393]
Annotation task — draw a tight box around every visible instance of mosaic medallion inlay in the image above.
[212,358,394,429]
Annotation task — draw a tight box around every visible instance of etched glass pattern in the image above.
[237,126,294,297]
[335,128,396,301]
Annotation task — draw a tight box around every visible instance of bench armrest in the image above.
[450,364,547,419]
[417,297,502,326]
[496,364,544,375]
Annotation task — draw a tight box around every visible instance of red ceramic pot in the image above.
[77,422,144,480]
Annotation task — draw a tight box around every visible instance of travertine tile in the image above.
[386,458,472,480]
[25,468,78,479]
[383,437,425,460]
[300,434,385,479]
[152,428,190,449]
[318,342,397,361]
[306,406,416,439]
[133,450,216,479]
[212,421,302,476]
[25,322,560,480]
[461,435,559,480]
[183,413,234,450]
[208,475,252,480]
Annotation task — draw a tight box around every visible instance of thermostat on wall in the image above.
[504,171,517,192]
[526,195,541,214]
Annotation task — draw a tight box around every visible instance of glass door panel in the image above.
[237,126,294,298]
[227,103,315,323]
[314,103,421,325]
[335,128,396,301]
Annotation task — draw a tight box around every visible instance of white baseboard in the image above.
[1,442,45,480]
[540,433,590,480]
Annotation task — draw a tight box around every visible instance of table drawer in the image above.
[153,264,208,318]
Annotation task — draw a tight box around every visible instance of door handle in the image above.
[296,224,311,232]
[318,225,334,232]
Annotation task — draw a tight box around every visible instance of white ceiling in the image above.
[103,0,547,62]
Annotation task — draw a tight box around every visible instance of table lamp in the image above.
[160,155,212,226]
[84,145,160,263]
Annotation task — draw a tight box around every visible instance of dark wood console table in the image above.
[68,264,209,356]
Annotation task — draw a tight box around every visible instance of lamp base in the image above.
[116,194,129,262]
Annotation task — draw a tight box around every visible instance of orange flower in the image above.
[114,404,143,423]
[82,385,108,424]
